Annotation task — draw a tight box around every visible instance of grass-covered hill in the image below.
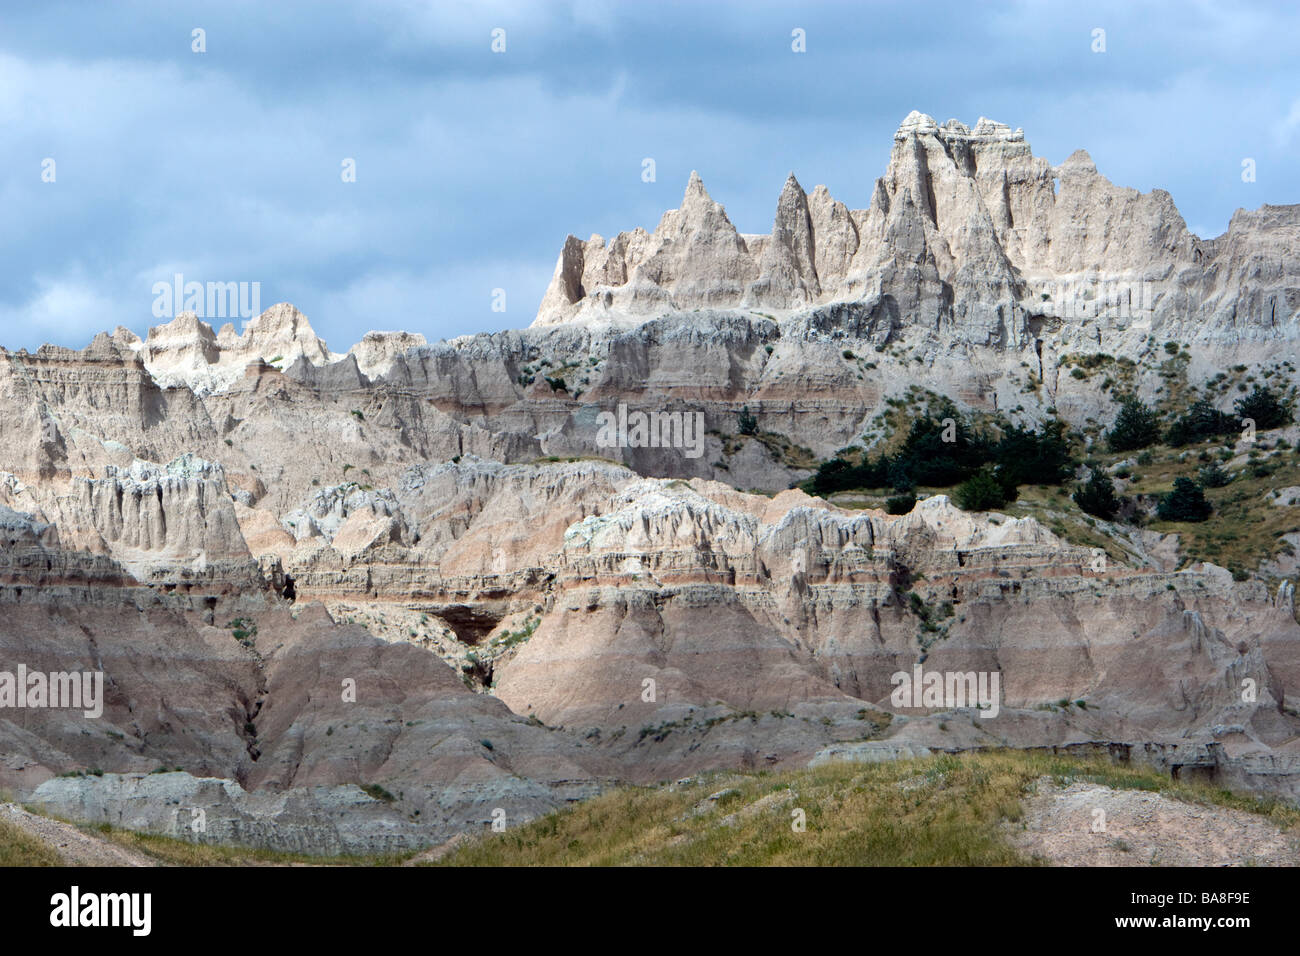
[431,750,1300,867]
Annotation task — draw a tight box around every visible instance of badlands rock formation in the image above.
[2,112,1300,851]
[535,112,1297,347]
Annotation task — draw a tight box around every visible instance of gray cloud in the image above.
[1,0,1296,351]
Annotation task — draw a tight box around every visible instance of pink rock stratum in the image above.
[3,113,1300,854]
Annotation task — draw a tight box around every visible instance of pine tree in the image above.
[1107,397,1161,452]
[955,466,1011,512]
[1234,385,1291,430]
[1165,400,1235,446]
[1157,477,1212,522]
[1073,467,1119,519]
[885,493,916,515]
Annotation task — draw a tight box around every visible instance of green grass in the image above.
[743,429,819,469]
[431,750,1300,866]
[822,428,1300,582]
[1001,485,1133,563]
[0,816,64,866]
[490,615,540,652]
[1137,446,1300,575]
[361,783,396,803]
[8,751,1296,866]
[1065,436,1300,577]
[98,832,414,866]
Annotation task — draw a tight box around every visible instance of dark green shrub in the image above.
[891,405,991,487]
[955,466,1011,512]
[805,455,891,496]
[1198,461,1231,488]
[804,409,1070,496]
[1165,400,1236,446]
[737,405,758,436]
[994,419,1073,486]
[1157,477,1212,522]
[1073,467,1119,519]
[1107,396,1161,451]
[361,783,396,803]
[885,493,916,515]
[1235,385,1291,430]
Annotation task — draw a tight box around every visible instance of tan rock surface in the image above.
[1007,777,1300,866]
[2,111,1299,852]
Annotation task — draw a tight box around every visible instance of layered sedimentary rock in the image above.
[8,601,606,853]
[13,452,1298,823]
[533,112,1299,352]
[145,303,340,395]
[3,111,1300,851]
[9,113,1287,500]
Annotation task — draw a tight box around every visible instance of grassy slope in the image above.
[820,353,1300,579]
[827,433,1300,579]
[433,750,1300,866]
[0,817,64,866]
[5,753,1298,867]
[1000,436,1300,577]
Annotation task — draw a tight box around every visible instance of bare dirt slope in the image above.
[0,803,155,867]
[1006,777,1300,866]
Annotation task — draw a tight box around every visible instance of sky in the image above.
[1,0,1297,352]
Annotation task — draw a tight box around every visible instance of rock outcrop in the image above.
[3,111,1300,853]
[145,304,339,395]
[532,112,1299,355]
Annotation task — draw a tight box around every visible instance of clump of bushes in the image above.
[226,618,257,644]
[1235,384,1292,430]
[361,783,396,803]
[954,466,1013,512]
[805,403,1071,501]
[1197,461,1232,488]
[885,493,916,515]
[1165,400,1236,447]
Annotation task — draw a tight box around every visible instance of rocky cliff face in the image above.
[4,112,1300,852]
[533,112,1298,353]
[45,107,1296,494]
[7,441,1300,840]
